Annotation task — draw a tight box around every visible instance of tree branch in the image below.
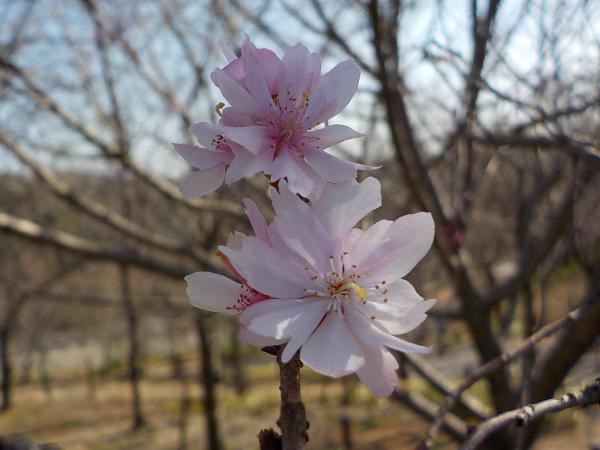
[458,378,600,450]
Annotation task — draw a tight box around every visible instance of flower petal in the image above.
[240,327,285,347]
[243,198,270,243]
[189,122,220,148]
[219,236,308,299]
[356,347,399,397]
[174,143,231,169]
[303,148,358,183]
[301,312,365,377]
[244,298,326,343]
[304,124,364,148]
[225,147,271,184]
[221,125,273,155]
[360,213,435,281]
[313,177,381,241]
[270,181,334,273]
[346,305,431,354]
[304,59,360,127]
[180,165,225,198]
[212,68,263,115]
[185,272,240,314]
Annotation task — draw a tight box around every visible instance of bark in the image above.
[0,326,11,411]
[120,264,145,430]
[194,313,223,450]
[276,352,309,450]
[229,321,247,396]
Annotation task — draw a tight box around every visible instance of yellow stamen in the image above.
[346,282,367,301]
[215,102,225,117]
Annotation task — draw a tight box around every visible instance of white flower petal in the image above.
[346,306,431,354]
[356,346,399,397]
[220,236,308,299]
[361,212,435,281]
[244,298,325,341]
[185,272,240,314]
[313,177,381,241]
[301,313,365,377]
[240,327,285,347]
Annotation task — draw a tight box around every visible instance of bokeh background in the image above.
[0,0,599,449]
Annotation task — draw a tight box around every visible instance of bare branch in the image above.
[419,307,587,449]
[458,378,600,450]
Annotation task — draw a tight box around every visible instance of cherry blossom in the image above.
[175,38,372,199]
[186,177,435,396]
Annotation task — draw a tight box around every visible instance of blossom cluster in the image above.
[175,38,435,397]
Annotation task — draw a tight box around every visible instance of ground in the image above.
[0,354,595,450]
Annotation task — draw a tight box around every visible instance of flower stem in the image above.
[277,351,309,450]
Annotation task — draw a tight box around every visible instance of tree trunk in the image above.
[229,320,247,396]
[194,313,223,450]
[120,263,145,430]
[0,326,12,411]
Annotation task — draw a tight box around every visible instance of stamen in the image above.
[215,102,225,117]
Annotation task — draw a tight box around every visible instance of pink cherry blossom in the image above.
[176,38,372,199]
[185,177,435,397]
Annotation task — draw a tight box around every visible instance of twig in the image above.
[458,378,600,450]
[277,352,309,450]
[403,354,492,420]
[418,307,584,449]
[391,385,468,442]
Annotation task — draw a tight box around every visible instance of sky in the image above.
[0,0,598,177]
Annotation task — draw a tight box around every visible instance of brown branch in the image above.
[458,378,600,450]
[403,354,492,421]
[0,130,213,263]
[0,210,224,278]
[0,57,244,219]
[391,384,468,442]
[469,133,600,167]
[418,307,585,449]
[276,352,309,450]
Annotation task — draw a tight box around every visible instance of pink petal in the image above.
[356,347,399,397]
[243,198,270,243]
[174,144,231,169]
[344,219,393,269]
[300,312,365,377]
[241,39,281,94]
[212,68,263,115]
[270,181,335,273]
[304,124,364,148]
[180,165,225,198]
[189,122,219,148]
[244,47,277,109]
[225,147,271,183]
[267,148,320,198]
[303,148,357,183]
[313,177,381,241]
[277,44,321,110]
[304,59,360,127]
[360,213,435,281]
[219,236,308,299]
[346,306,431,354]
[185,272,240,314]
[221,125,273,155]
